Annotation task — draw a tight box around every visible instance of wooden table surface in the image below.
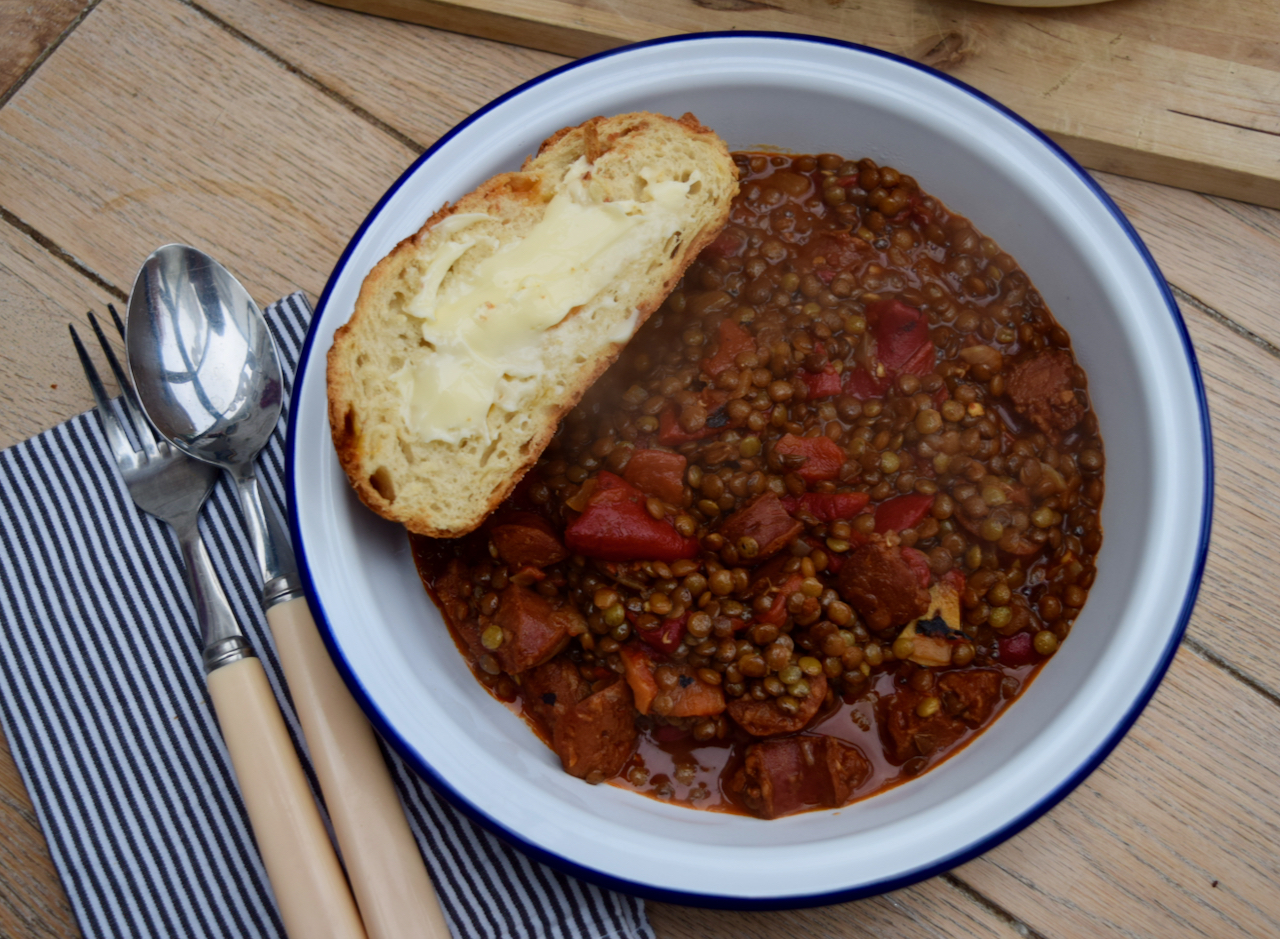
[1,1,1278,937]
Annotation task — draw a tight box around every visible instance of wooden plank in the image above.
[955,647,1280,938]
[0,0,419,307]
[309,0,1280,208]
[1096,173,1280,351]
[198,0,567,149]
[0,731,79,939]
[0,228,121,448]
[208,0,1280,354]
[1171,298,1280,696]
[649,875,1026,939]
[4,2,1280,936]
[0,0,92,101]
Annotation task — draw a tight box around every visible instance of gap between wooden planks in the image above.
[310,0,1280,210]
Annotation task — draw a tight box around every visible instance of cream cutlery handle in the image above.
[267,597,450,939]
[207,657,368,939]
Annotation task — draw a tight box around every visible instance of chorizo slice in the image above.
[489,512,568,570]
[836,541,930,632]
[937,668,1003,726]
[521,656,588,738]
[551,680,638,781]
[882,689,968,764]
[622,449,687,506]
[1005,350,1085,437]
[733,735,871,818]
[492,583,578,674]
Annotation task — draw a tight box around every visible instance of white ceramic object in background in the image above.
[287,33,1210,908]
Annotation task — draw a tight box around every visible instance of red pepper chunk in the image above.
[798,364,843,399]
[774,434,846,483]
[843,365,890,401]
[874,492,935,533]
[843,299,936,400]
[622,449,687,505]
[564,472,698,562]
[901,546,932,590]
[702,318,756,377]
[782,491,870,523]
[868,298,935,376]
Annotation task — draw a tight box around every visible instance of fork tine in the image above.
[70,323,137,465]
[87,309,161,458]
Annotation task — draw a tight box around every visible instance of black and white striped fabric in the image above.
[0,293,654,939]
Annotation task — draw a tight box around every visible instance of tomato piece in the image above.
[774,434,846,483]
[997,632,1039,668]
[622,449,687,505]
[943,568,966,596]
[782,491,870,523]
[798,364,843,399]
[703,318,756,377]
[564,472,698,562]
[874,492,936,533]
[636,612,688,656]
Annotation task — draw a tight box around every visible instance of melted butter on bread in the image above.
[327,111,737,538]
[392,158,702,445]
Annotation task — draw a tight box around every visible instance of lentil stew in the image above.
[411,151,1104,819]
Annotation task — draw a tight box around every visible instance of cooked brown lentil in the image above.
[411,150,1103,819]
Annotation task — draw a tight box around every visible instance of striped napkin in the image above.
[0,293,654,939]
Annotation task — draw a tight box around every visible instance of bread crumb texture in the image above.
[328,112,738,537]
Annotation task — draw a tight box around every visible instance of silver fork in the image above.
[72,306,368,939]
[70,305,250,670]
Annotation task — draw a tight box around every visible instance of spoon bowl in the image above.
[126,243,283,470]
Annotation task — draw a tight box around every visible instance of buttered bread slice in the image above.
[327,112,738,537]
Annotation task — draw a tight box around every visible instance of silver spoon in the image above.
[127,245,448,939]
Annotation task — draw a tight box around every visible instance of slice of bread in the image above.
[328,112,738,537]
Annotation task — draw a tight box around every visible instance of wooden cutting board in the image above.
[310,0,1280,209]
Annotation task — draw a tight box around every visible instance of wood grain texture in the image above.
[0,733,78,939]
[956,647,1280,938]
[1167,296,1280,697]
[0,227,121,448]
[650,875,1026,939]
[0,0,92,99]
[198,0,567,149]
[2,0,1280,937]
[1097,172,1280,351]
[308,0,1280,207]
[0,0,418,306]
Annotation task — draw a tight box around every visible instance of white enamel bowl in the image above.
[287,33,1211,907]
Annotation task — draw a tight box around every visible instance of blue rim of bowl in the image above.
[287,30,1214,909]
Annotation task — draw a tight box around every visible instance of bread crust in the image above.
[327,112,738,537]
